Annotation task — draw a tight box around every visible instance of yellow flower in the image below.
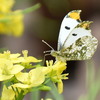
[0,10,24,37]
[46,60,69,93]
[21,50,42,63]
[0,0,15,13]
[0,59,24,81]
[0,50,20,59]
[1,85,15,100]
[0,50,23,64]
[13,67,45,88]
[8,10,24,37]
[0,50,41,64]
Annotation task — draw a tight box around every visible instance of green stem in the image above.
[21,3,41,14]
[0,18,10,22]
[0,3,41,23]
[86,60,95,87]
[16,90,24,100]
[30,90,40,100]
[78,60,100,100]
[46,81,64,100]
[85,60,100,100]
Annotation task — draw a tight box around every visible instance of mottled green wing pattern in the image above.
[60,36,98,61]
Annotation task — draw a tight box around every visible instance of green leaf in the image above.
[0,48,8,53]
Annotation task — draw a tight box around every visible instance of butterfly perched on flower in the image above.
[43,10,98,62]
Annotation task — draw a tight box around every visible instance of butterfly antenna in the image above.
[42,40,54,64]
[42,40,54,51]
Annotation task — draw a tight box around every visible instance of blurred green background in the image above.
[0,0,100,100]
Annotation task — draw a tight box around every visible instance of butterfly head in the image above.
[51,50,58,58]
[68,10,81,21]
[51,50,67,62]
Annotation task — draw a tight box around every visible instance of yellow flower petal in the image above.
[46,60,68,93]
[22,50,42,63]
[10,11,24,37]
[15,72,29,83]
[11,57,25,63]
[53,61,66,72]
[42,67,52,75]
[10,65,24,74]
[29,68,45,86]
[10,53,21,58]
[0,10,24,37]
[57,80,63,94]
[0,74,14,81]
[0,0,15,12]
[13,83,30,88]
[15,67,45,88]
[0,59,24,81]
[1,85,15,100]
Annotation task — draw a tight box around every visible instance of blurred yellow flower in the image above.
[46,60,69,93]
[1,85,15,100]
[0,0,15,12]
[14,67,45,88]
[0,0,23,37]
[0,10,24,37]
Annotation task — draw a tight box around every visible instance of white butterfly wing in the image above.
[57,10,81,50]
[58,18,80,50]
[60,36,98,61]
[59,21,98,61]
[63,24,92,48]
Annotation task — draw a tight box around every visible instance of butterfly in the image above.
[43,10,98,62]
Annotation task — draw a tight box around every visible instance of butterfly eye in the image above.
[65,26,70,30]
[72,33,77,36]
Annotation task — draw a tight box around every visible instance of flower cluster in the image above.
[0,0,24,36]
[0,50,68,100]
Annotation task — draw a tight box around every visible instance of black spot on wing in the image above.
[65,26,70,30]
[72,33,77,36]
